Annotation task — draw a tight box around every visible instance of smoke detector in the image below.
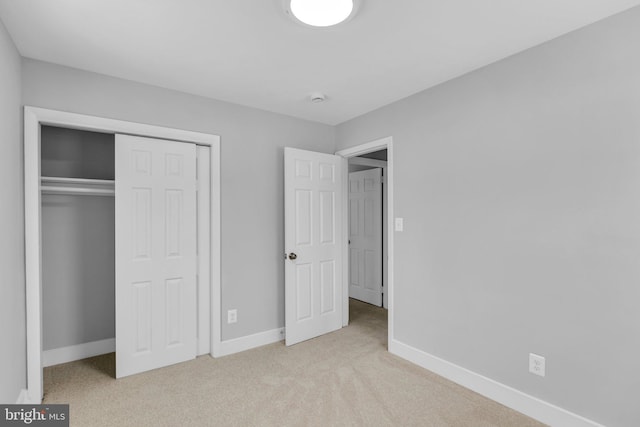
[309,93,327,103]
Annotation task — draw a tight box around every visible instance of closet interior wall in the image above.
[41,125,116,359]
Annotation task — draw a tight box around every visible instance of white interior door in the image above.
[115,134,197,378]
[285,147,343,346]
[349,168,383,306]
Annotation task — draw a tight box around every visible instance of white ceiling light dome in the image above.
[286,0,360,28]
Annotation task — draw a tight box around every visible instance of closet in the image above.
[40,125,208,379]
[41,126,116,370]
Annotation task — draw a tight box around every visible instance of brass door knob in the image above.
[288,253,297,260]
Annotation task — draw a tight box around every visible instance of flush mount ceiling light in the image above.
[286,0,359,28]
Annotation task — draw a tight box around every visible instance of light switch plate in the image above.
[395,217,404,231]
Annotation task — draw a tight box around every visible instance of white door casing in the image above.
[115,134,197,378]
[284,147,343,346]
[336,137,393,332]
[348,168,383,306]
[196,146,211,356]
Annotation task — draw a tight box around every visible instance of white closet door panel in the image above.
[115,134,197,378]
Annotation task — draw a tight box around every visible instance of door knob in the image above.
[288,253,297,260]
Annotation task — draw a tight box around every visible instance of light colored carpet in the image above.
[43,299,546,427]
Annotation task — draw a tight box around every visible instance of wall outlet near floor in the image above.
[227,309,237,324]
[529,353,545,377]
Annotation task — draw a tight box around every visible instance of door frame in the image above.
[336,136,394,344]
[24,106,221,403]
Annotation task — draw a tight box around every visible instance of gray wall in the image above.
[41,194,115,350]
[336,7,640,427]
[22,58,335,342]
[0,18,25,403]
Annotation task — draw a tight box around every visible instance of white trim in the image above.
[24,107,42,405]
[24,106,221,404]
[216,328,285,357]
[389,339,605,427]
[42,339,115,367]
[210,137,222,359]
[336,137,393,158]
[336,137,394,339]
[27,107,216,145]
[197,146,212,356]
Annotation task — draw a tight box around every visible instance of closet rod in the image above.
[41,186,115,197]
[41,176,114,185]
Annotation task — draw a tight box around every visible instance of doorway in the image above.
[348,152,387,308]
[336,137,394,345]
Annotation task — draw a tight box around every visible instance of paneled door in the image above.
[115,134,197,378]
[284,148,343,346]
[348,168,383,306]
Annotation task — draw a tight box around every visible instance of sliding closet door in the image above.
[115,135,197,378]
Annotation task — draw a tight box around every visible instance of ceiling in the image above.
[1,0,639,125]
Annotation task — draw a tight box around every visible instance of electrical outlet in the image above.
[227,309,237,324]
[529,353,545,377]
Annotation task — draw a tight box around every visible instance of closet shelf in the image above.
[41,176,115,197]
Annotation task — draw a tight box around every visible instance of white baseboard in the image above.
[42,338,115,367]
[214,328,284,357]
[389,339,605,427]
